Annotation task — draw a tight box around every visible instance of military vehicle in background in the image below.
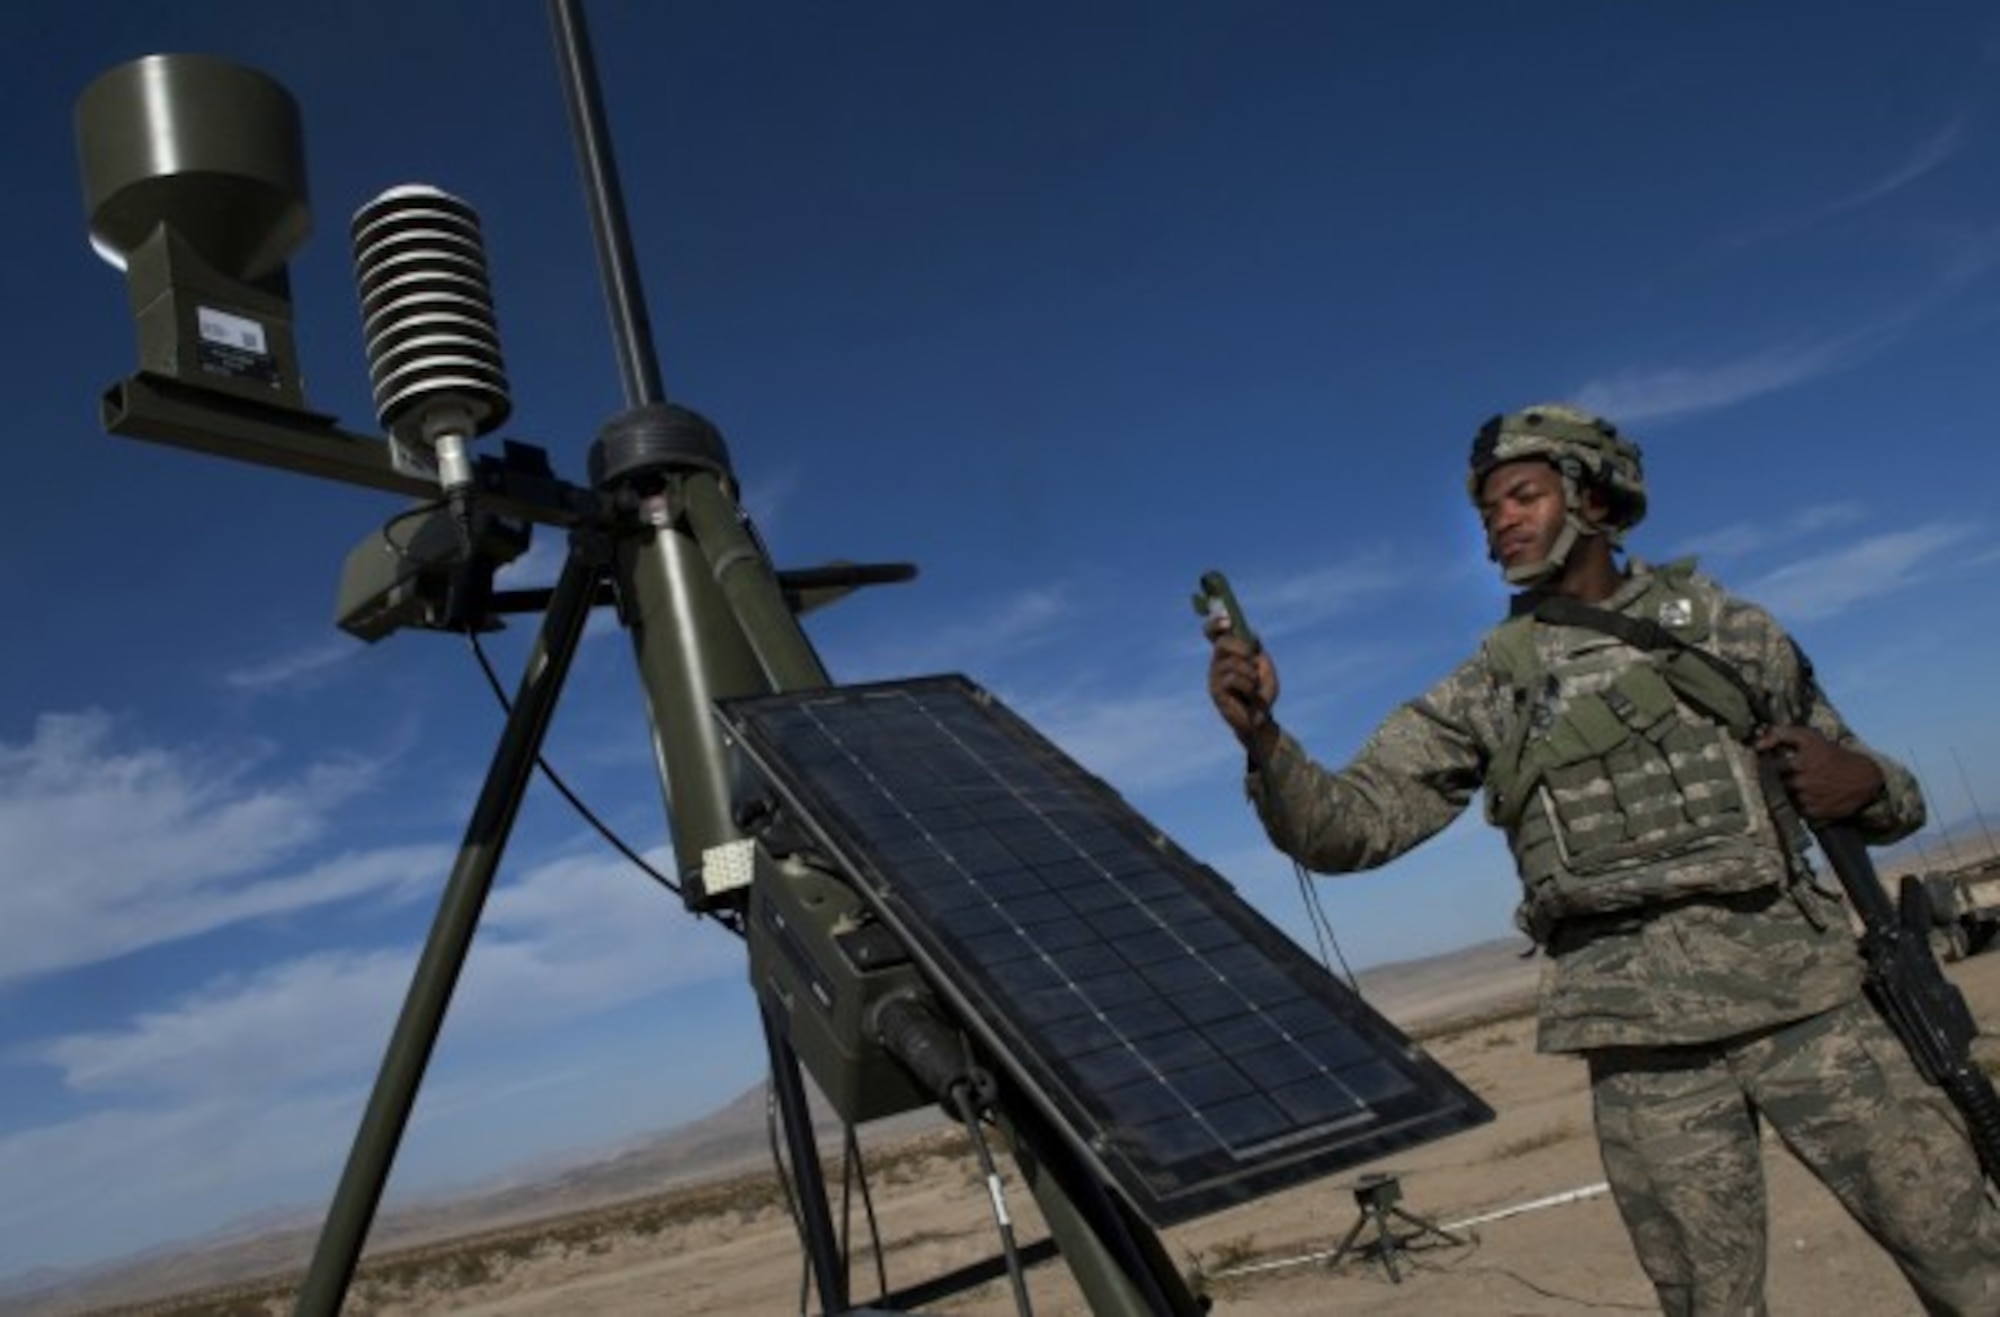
[1923,857,2000,962]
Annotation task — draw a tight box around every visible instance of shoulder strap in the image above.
[1531,594,1773,732]
[1483,612,1539,689]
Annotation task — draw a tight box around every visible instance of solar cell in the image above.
[717,674,1492,1225]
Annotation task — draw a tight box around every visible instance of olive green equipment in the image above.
[76,54,313,414]
[1192,568,1258,651]
[71,8,1206,1315]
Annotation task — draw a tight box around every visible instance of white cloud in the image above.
[0,1089,359,1274]
[1720,117,1967,252]
[904,552,1456,804]
[223,638,359,692]
[1673,502,1866,562]
[1024,686,1236,796]
[1572,332,1883,424]
[841,585,1074,679]
[1246,554,1424,640]
[1828,117,1966,214]
[1580,117,1987,432]
[739,463,803,540]
[451,849,742,1031]
[493,532,570,589]
[1742,522,1978,622]
[30,847,737,1100]
[1,841,747,1279]
[0,713,415,985]
[36,949,413,1095]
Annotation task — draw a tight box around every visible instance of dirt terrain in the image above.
[68,940,2000,1317]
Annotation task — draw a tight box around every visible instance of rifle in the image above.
[1812,822,2000,1184]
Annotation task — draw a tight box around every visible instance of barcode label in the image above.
[197,306,268,354]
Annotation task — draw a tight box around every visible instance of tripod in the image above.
[1325,1172,1468,1283]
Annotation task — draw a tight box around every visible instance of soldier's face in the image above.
[1477,460,1566,571]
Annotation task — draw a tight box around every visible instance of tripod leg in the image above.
[762,998,849,1314]
[296,543,602,1317]
[1390,1205,1469,1246]
[1369,1203,1402,1283]
[1326,1210,1373,1271]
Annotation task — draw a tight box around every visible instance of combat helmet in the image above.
[1468,403,1646,586]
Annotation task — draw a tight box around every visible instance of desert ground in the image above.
[75,938,2000,1317]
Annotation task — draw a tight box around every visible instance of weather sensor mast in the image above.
[73,7,1493,1316]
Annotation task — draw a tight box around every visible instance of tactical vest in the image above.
[1481,561,1796,933]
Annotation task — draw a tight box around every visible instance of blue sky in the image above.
[6,0,2000,1284]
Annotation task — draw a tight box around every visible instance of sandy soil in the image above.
[309,950,2000,1317]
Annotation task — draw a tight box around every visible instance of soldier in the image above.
[1205,404,2000,1315]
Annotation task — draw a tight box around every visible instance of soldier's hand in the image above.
[1206,618,1280,753]
[1756,725,1886,822]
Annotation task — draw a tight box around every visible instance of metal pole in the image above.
[541,10,856,1306]
[295,541,604,1315]
[549,0,665,407]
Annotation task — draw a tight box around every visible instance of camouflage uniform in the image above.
[1246,558,2000,1315]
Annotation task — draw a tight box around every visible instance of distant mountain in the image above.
[0,937,1534,1314]
[0,1073,940,1315]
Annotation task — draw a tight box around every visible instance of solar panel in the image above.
[716,674,1493,1226]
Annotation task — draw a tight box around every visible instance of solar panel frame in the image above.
[717,674,1492,1226]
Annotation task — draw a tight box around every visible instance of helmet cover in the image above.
[1468,403,1647,532]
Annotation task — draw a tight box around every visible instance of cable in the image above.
[759,1078,811,1317]
[378,496,450,557]
[379,502,751,936]
[464,629,746,938]
[952,1082,1036,1317]
[840,1124,890,1300]
[1244,720,1362,994]
[1292,857,1361,993]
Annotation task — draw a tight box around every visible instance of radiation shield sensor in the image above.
[716,674,1493,1226]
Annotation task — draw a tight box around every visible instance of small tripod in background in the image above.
[1326,1172,1469,1282]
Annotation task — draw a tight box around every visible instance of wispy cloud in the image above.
[223,639,360,693]
[984,552,1446,796]
[0,1090,358,1272]
[31,847,732,1099]
[493,533,570,589]
[1246,554,1425,640]
[1830,117,1967,213]
[740,462,803,540]
[837,584,1075,679]
[455,849,742,1028]
[1578,117,1984,431]
[1723,117,1967,253]
[1743,522,1979,622]
[1593,116,1995,429]
[1672,502,1867,562]
[36,949,414,1095]
[2,843,741,1275]
[1571,328,1894,424]
[1022,685,1236,795]
[0,713,418,984]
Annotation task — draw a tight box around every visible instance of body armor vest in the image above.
[1481,562,1795,933]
